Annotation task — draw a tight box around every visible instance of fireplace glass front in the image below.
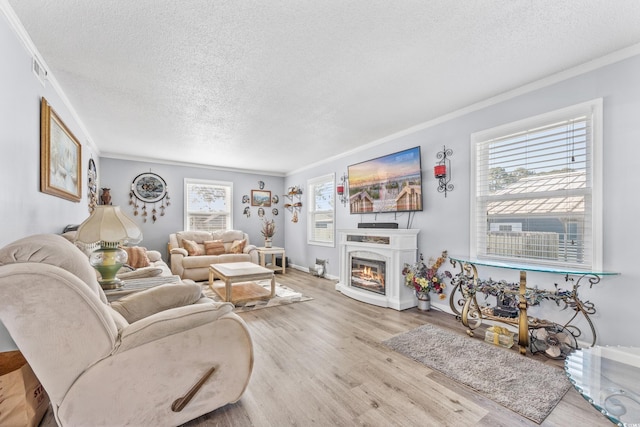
[350,256,386,295]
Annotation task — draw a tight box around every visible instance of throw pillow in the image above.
[123,246,151,268]
[228,239,246,254]
[204,240,225,256]
[181,239,204,256]
[110,282,203,323]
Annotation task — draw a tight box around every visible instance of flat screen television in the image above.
[348,146,423,214]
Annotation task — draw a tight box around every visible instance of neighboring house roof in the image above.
[488,171,585,216]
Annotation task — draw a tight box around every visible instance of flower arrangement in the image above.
[402,250,451,300]
[261,219,276,239]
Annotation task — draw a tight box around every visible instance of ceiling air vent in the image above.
[32,56,47,86]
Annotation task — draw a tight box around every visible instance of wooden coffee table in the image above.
[208,262,275,304]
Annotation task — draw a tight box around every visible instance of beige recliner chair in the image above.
[0,234,253,426]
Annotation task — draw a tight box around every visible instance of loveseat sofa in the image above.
[169,230,259,282]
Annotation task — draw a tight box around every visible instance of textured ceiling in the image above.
[8,1,640,174]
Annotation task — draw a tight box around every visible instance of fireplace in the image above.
[336,229,419,310]
[350,255,386,295]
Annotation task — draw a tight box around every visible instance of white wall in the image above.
[0,11,100,350]
[99,157,285,257]
[285,53,640,347]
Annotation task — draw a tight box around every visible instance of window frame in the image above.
[183,178,233,232]
[470,99,603,270]
[307,173,335,247]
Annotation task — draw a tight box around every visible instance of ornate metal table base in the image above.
[448,256,618,355]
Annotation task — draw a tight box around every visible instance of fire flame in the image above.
[357,266,383,283]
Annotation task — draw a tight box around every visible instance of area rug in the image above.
[202,280,312,312]
[382,324,570,424]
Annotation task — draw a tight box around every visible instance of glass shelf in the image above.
[448,255,619,277]
[565,346,640,426]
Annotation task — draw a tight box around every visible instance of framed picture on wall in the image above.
[251,190,271,207]
[40,97,82,202]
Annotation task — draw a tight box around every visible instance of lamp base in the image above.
[98,277,123,290]
[90,247,128,290]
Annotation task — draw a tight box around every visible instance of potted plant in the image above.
[261,219,276,248]
[402,250,451,311]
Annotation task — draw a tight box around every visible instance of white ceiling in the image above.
[8,1,640,175]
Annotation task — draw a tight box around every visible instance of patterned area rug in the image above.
[383,323,570,424]
[202,280,313,312]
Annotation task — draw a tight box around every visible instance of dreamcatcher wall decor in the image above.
[129,172,170,223]
[87,158,98,213]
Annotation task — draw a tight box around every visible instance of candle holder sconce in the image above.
[434,146,454,197]
[336,174,348,206]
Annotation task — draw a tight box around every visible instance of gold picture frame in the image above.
[251,190,272,207]
[40,97,81,202]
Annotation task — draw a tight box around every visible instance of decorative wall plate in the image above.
[131,172,167,203]
[272,208,279,216]
[272,195,279,204]
[242,195,249,204]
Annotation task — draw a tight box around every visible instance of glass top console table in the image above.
[565,346,640,426]
[448,256,619,355]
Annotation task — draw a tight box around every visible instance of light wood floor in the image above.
[42,269,609,426]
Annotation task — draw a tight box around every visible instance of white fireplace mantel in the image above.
[335,229,419,310]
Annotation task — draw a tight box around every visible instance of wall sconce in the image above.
[337,174,348,206]
[434,146,454,197]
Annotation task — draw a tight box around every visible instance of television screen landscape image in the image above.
[348,146,423,214]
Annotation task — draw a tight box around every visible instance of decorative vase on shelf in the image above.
[416,291,431,311]
[100,188,112,205]
[264,238,272,248]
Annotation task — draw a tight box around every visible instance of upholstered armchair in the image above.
[0,234,253,426]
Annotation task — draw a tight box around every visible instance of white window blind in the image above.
[307,174,335,246]
[184,179,232,232]
[471,100,602,269]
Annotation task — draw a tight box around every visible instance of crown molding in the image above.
[1,0,100,155]
[99,151,286,177]
[288,42,640,176]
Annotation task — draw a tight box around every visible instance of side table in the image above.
[257,246,286,274]
[208,262,275,303]
[565,346,640,426]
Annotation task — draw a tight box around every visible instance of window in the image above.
[184,179,233,232]
[471,99,602,269]
[307,174,335,246]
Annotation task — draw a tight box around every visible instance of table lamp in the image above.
[75,205,142,289]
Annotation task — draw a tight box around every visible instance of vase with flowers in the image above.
[402,250,451,311]
[261,219,276,248]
